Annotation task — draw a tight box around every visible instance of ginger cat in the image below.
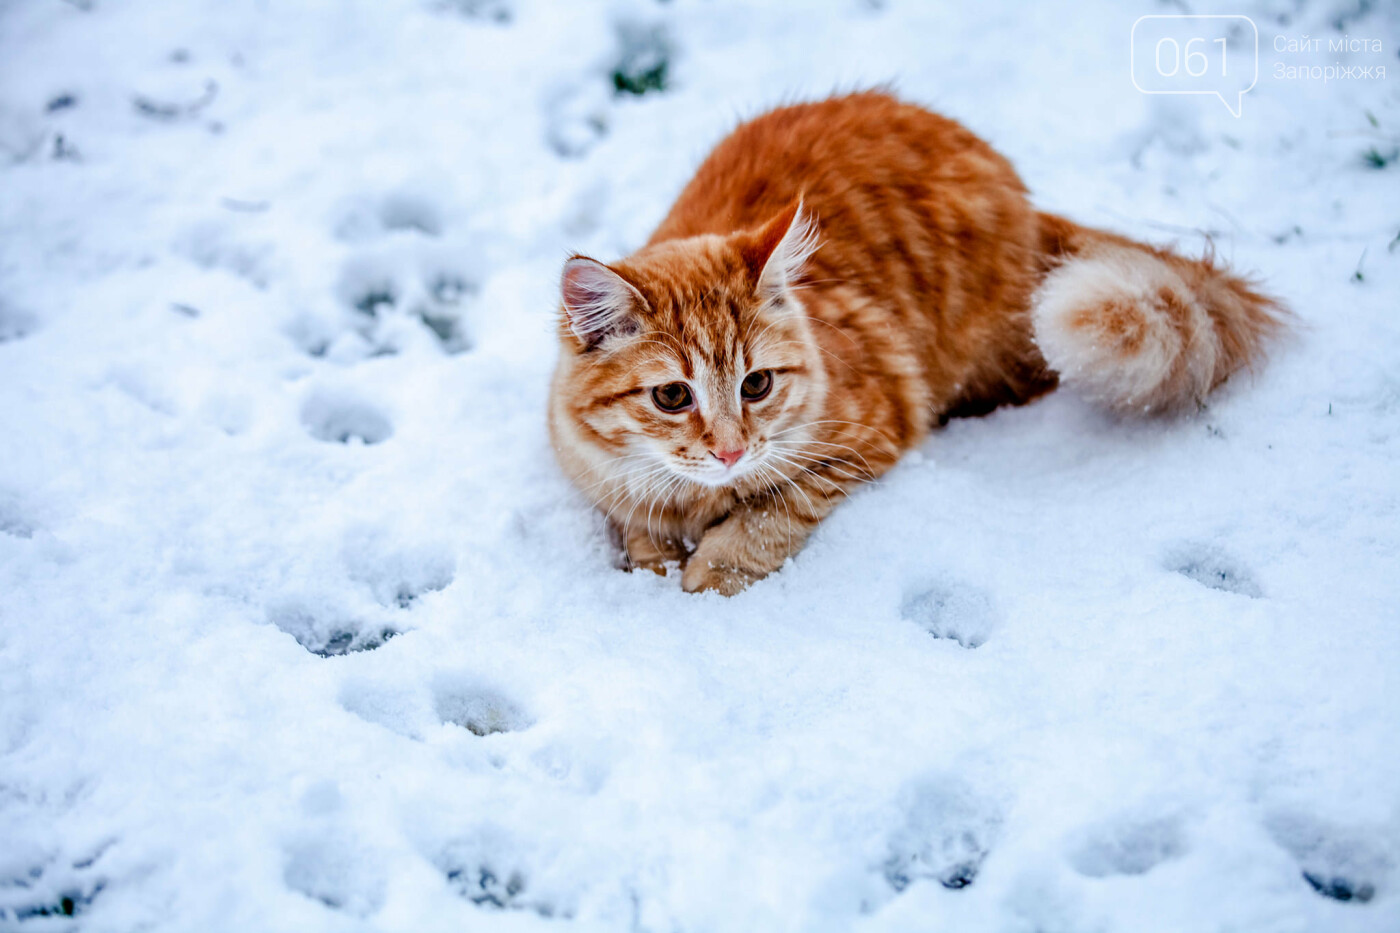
[548,91,1284,595]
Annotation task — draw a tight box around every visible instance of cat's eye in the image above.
[740,370,773,402]
[652,382,694,413]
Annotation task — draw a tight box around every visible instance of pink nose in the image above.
[711,448,745,468]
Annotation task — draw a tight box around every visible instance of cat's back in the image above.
[647,91,1027,249]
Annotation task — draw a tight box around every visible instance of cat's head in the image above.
[551,202,827,495]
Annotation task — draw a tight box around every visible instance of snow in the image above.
[1,0,1398,930]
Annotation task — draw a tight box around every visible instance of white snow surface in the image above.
[2,1,1399,930]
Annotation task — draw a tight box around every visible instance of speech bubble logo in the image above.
[1131,15,1258,118]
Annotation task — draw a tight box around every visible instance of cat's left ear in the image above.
[745,199,819,302]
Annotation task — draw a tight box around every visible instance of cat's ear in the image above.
[746,199,819,302]
[559,257,647,350]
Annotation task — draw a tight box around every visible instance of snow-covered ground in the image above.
[2,0,1398,930]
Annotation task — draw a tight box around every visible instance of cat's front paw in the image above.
[681,558,758,596]
[626,554,672,577]
[623,528,685,577]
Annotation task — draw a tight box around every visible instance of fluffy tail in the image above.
[1030,214,1287,414]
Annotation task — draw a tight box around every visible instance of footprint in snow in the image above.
[433,675,531,737]
[900,582,998,648]
[0,845,110,923]
[337,254,403,319]
[332,250,475,357]
[883,775,1001,893]
[300,391,393,445]
[428,0,514,26]
[175,220,273,289]
[283,834,386,917]
[341,528,456,608]
[333,189,444,243]
[266,598,399,658]
[0,491,35,539]
[447,862,529,911]
[0,300,38,344]
[1164,543,1262,598]
[435,834,564,917]
[378,190,444,238]
[1265,809,1392,904]
[323,188,475,356]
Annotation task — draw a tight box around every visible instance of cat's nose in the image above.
[710,448,745,468]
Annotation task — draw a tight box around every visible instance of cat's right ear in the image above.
[559,257,647,350]
[746,199,819,304]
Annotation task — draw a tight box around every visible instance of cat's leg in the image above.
[622,523,687,576]
[681,411,912,594]
[681,475,839,595]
